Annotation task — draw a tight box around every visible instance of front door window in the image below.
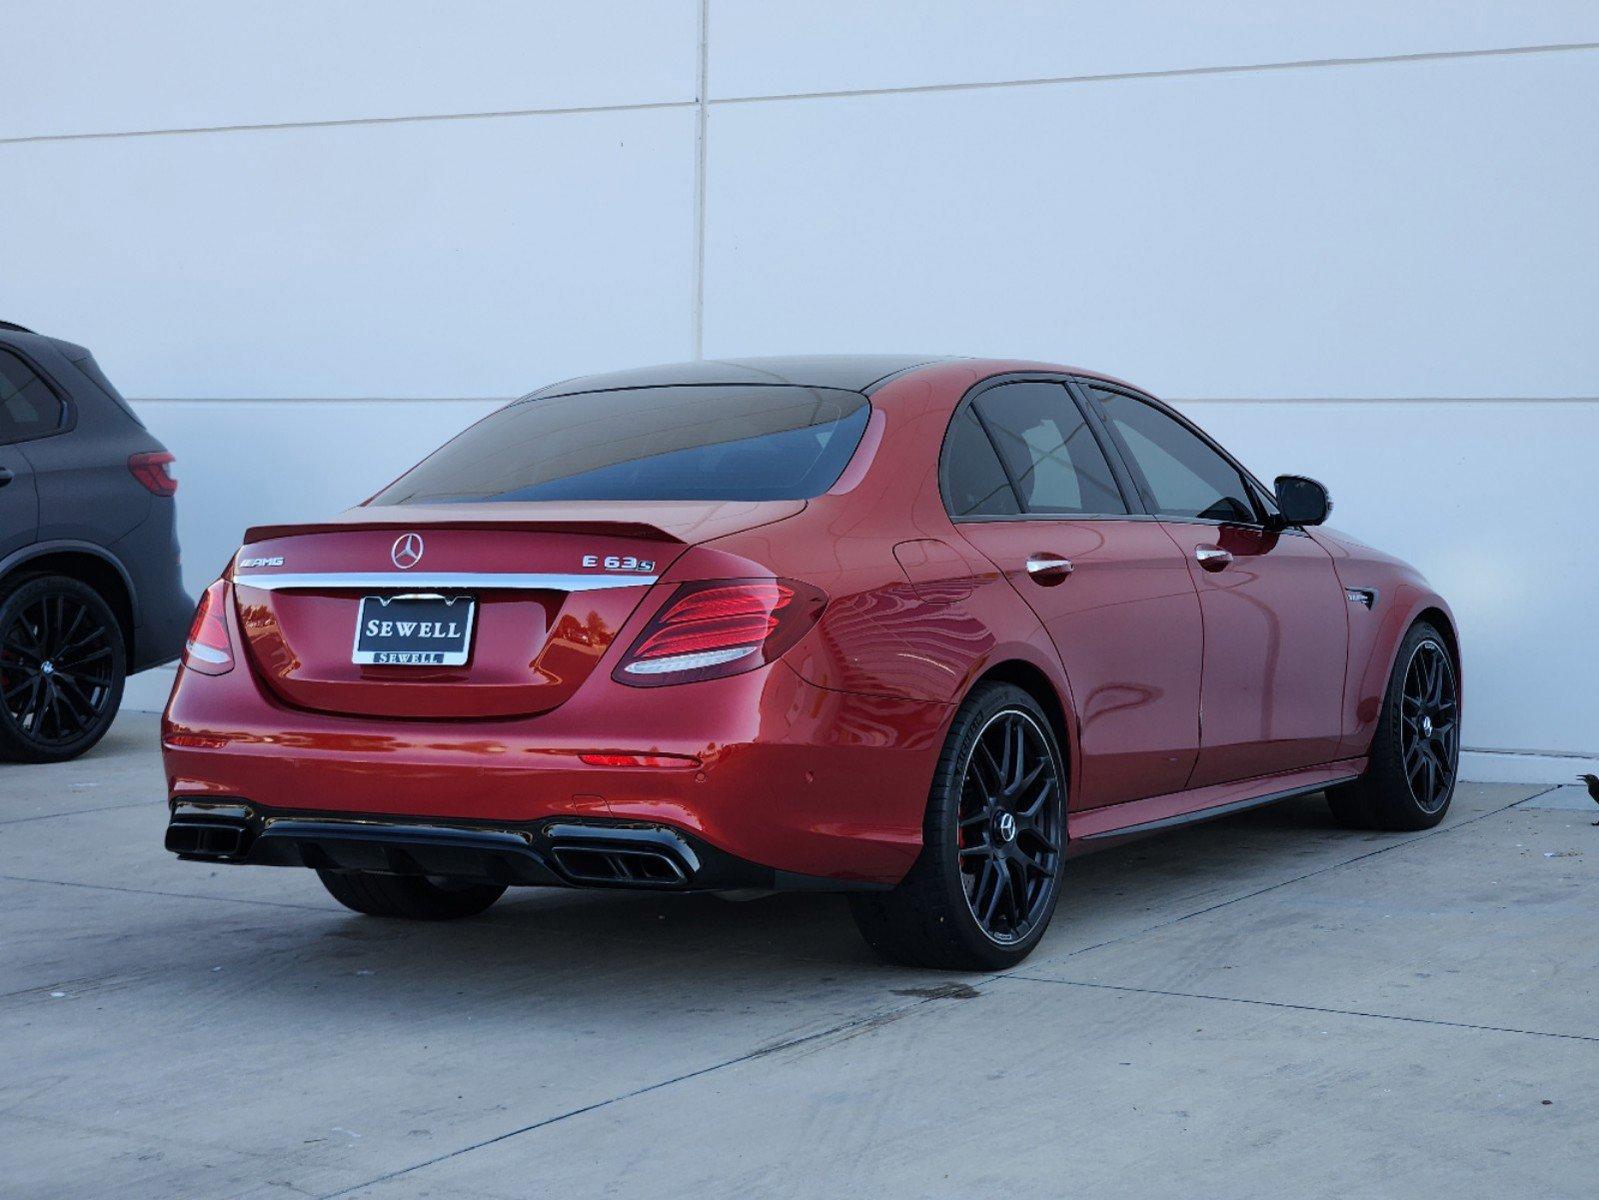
[1083,385,1255,524]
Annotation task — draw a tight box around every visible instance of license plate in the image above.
[353,595,475,666]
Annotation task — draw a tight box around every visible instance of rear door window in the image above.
[373,385,871,504]
[973,382,1127,516]
[0,350,65,443]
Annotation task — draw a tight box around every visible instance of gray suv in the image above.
[0,321,190,762]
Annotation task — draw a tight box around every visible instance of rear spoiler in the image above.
[242,518,683,545]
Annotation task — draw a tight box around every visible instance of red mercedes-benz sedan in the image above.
[163,357,1460,969]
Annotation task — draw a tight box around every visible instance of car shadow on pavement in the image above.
[267,792,1365,986]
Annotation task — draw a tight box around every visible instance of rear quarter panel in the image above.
[695,361,1086,806]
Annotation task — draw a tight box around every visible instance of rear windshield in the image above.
[372,385,871,504]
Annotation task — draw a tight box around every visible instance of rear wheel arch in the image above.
[1,547,136,662]
[965,658,1074,781]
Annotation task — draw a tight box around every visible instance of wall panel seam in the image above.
[691,0,710,359]
[125,396,1599,406]
[0,99,696,147]
[7,39,1595,147]
[709,40,1599,106]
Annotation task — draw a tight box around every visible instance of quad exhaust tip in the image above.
[548,844,687,887]
[543,822,700,889]
[165,819,251,859]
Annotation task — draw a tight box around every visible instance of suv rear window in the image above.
[0,349,65,442]
[373,385,871,504]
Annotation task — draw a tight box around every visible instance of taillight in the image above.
[613,578,826,687]
[182,581,234,675]
[129,451,177,496]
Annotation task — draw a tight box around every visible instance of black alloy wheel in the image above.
[1326,621,1459,832]
[1400,637,1459,813]
[0,576,126,763]
[850,681,1067,970]
[956,709,1064,945]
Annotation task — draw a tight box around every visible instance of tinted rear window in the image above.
[373,385,871,504]
[0,349,65,441]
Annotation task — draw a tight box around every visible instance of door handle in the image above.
[0,467,13,489]
[1195,545,1232,571]
[1025,553,1073,585]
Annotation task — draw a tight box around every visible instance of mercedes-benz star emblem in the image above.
[391,532,425,570]
[996,812,1017,843]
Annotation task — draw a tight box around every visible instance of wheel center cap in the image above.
[1419,715,1434,738]
[40,661,54,676]
[994,811,1017,844]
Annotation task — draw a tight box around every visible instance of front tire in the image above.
[0,575,126,764]
[1327,621,1459,831]
[850,682,1066,971]
[317,870,506,920]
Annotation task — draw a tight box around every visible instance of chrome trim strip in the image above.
[171,801,253,821]
[232,572,656,592]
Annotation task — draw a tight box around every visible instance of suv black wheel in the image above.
[850,682,1066,971]
[0,574,126,763]
[1327,621,1459,832]
[317,870,507,920]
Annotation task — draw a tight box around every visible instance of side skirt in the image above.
[1067,759,1366,851]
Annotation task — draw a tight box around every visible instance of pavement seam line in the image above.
[314,993,945,1199]
[311,789,1554,1196]
[0,799,156,826]
[1041,786,1560,963]
[0,872,332,912]
[1003,976,1599,1044]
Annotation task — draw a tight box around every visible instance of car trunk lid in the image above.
[230,500,803,719]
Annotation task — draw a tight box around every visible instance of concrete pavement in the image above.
[2,712,1595,1198]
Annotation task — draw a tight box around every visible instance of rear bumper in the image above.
[164,801,881,892]
[162,655,951,886]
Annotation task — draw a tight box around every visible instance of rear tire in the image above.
[1326,621,1459,832]
[850,682,1066,971]
[317,870,506,920]
[0,574,126,764]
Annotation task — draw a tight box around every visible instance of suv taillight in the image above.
[182,581,234,675]
[613,578,826,687]
[129,451,177,496]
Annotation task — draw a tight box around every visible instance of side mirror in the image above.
[1274,475,1332,526]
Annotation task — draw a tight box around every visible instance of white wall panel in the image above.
[702,51,1599,399]
[1190,400,1599,758]
[0,107,696,397]
[710,2,1599,98]
[2,1,698,140]
[133,398,502,595]
[121,395,505,716]
[7,5,1595,771]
